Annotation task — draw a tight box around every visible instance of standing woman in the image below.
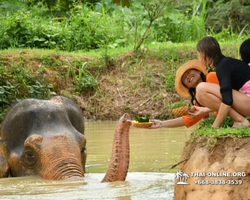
[193,36,250,128]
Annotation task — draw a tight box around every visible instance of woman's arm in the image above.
[212,102,231,127]
[149,106,212,129]
[149,117,185,129]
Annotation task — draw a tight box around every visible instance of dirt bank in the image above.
[0,49,189,121]
[174,137,250,200]
[0,44,239,121]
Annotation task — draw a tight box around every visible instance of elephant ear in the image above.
[0,125,9,178]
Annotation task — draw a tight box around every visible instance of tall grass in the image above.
[201,0,206,34]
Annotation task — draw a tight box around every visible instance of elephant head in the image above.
[0,96,131,182]
[0,96,86,180]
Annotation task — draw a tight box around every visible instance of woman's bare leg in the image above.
[196,83,250,127]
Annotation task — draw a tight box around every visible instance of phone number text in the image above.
[195,180,242,185]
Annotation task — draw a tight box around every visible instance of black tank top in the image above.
[216,56,250,106]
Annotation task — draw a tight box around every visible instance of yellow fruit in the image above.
[132,121,152,128]
[172,106,190,116]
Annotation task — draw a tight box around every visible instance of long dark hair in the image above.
[196,36,223,67]
[240,38,250,64]
[189,72,206,106]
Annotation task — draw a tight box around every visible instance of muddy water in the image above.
[0,121,198,200]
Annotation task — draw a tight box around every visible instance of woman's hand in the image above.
[187,106,211,118]
[147,119,162,129]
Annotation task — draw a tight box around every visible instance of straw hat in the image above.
[175,60,207,98]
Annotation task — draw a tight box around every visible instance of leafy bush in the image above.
[0,61,55,122]
[0,0,249,52]
[205,0,250,34]
[70,63,99,94]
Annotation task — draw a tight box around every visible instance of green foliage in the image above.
[0,0,28,13]
[113,0,130,7]
[192,125,250,150]
[198,115,234,128]
[134,0,169,51]
[0,61,55,122]
[27,0,77,11]
[164,69,175,92]
[1,0,250,50]
[205,0,250,34]
[44,0,71,11]
[0,0,249,52]
[67,60,99,94]
[194,126,250,139]
[159,48,179,92]
[134,114,150,122]
[190,116,249,149]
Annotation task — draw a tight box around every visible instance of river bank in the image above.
[0,42,241,122]
[174,136,250,200]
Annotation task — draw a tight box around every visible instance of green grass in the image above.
[193,126,250,138]
[190,116,250,149]
[0,36,246,59]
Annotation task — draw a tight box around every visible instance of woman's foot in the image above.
[233,118,250,128]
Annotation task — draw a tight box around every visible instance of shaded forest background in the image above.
[0,0,249,51]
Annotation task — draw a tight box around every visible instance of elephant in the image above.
[0,96,131,181]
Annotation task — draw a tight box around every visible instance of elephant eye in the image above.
[23,150,37,166]
[81,146,86,154]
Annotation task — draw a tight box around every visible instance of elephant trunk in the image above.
[40,135,84,180]
[48,158,83,180]
[102,113,131,182]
